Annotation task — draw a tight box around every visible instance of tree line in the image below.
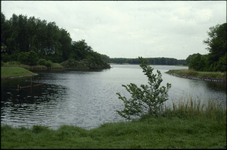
[108,57,186,65]
[1,12,110,69]
[188,23,226,72]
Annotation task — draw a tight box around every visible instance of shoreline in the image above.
[1,74,38,80]
[165,71,226,83]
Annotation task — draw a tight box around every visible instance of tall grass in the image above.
[162,97,226,122]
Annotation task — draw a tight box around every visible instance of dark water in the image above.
[1,65,226,130]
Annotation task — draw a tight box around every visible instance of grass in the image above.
[1,67,36,79]
[2,61,63,70]
[1,98,226,149]
[51,63,64,69]
[168,69,226,79]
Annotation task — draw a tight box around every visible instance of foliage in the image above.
[18,50,38,66]
[203,23,226,59]
[189,23,226,72]
[37,58,47,66]
[1,12,110,69]
[45,60,53,68]
[101,54,110,63]
[216,53,227,72]
[185,53,199,66]
[110,57,186,65]
[116,57,171,120]
[189,53,206,71]
[37,59,54,68]
[18,52,29,65]
[1,53,10,62]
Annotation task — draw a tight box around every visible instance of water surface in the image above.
[1,65,226,129]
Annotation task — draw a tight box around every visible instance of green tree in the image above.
[203,23,227,71]
[116,57,171,120]
[189,53,206,71]
[185,53,199,66]
[216,53,227,72]
[18,50,38,66]
[18,52,29,64]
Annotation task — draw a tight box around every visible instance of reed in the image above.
[162,96,226,122]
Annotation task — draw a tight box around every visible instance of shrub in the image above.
[45,60,53,68]
[37,59,47,66]
[18,50,38,66]
[116,57,171,120]
[1,53,10,62]
[18,52,29,64]
[27,50,38,66]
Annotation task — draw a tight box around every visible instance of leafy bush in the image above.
[45,60,53,68]
[1,53,10,62]
[116,57,171,120]
[18,52,29,64]
[37,59,47,66]
[18,50,38,66]
[27,50,38,66]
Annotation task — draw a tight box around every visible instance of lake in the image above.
[1,65,226,130]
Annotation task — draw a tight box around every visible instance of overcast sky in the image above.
[1,1,226,59]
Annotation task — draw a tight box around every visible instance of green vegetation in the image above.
[18,50,38,66]
[168,69,226,80]
[117,57,171,119]
[188,23,226,72]
[1,98,226,149]
[1,13,110,69]
[1,61,64,70]
[1,67,36,78]
[109,57,186,65]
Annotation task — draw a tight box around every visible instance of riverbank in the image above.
[1,99,226,149]
[2,60,111,71]
[1,67,37,80]
[166,69,226,83]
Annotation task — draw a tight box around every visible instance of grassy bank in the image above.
[1,67,36,79]
[1,99,226,149]
[168,69,226,79]
[2,61,63,70]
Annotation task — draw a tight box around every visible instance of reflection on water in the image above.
[1,65,226,130]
